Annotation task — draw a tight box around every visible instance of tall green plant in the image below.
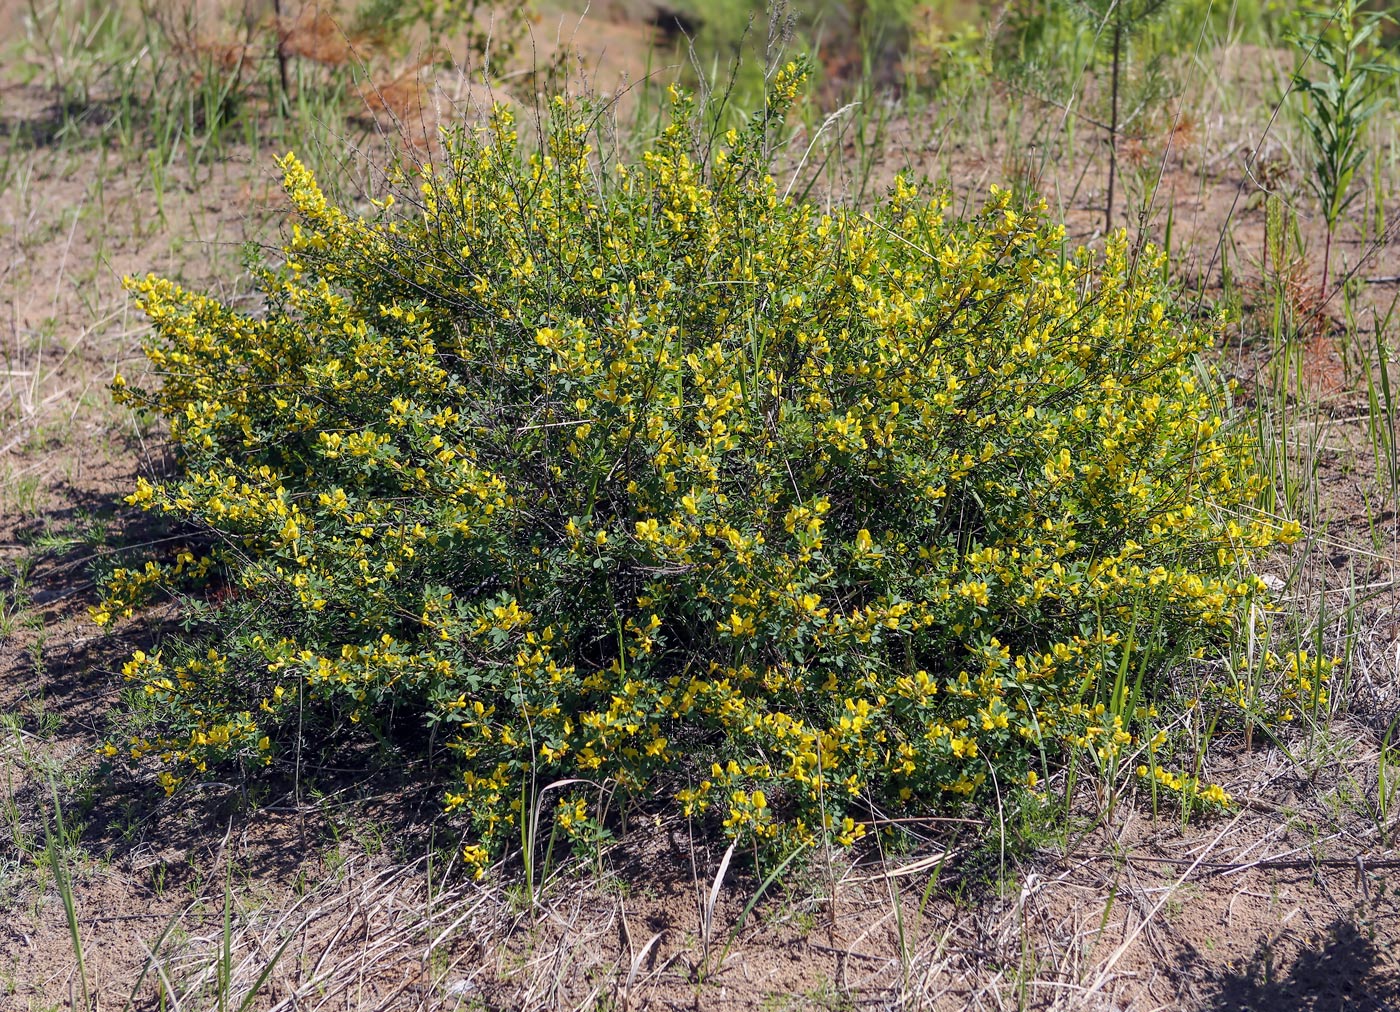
[1290,0,1396,301]
[1072,0,1173,232]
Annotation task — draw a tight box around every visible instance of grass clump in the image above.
[99,65,1295,875]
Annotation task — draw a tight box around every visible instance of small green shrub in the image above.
[1070,0,1176,232]
[101,65,1294,875]
[1289,0,1396,299]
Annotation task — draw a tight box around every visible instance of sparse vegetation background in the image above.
[5,1,1400,1009]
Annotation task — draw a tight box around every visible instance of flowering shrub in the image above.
[101,65,1296,873]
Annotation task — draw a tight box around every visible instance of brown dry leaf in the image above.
[357,65,427,118]
[279,7,355,67]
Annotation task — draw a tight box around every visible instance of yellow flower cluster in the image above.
[89,548,214,627]
[1219,648,1334,724]
[100,72,1292,862]
[1136,764,1232,810]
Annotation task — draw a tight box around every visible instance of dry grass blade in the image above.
[619,930,664,1010]
[847,849,954,884]
[701,840,735,965]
